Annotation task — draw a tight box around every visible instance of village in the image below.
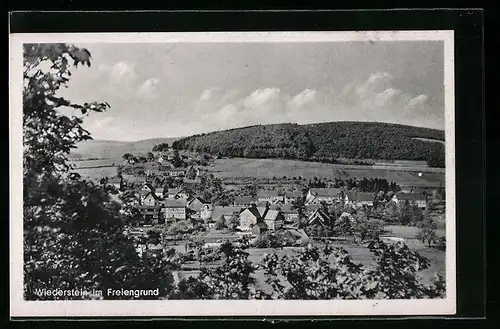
[94,144,446,285]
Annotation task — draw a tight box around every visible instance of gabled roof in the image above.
[305,204,322,212]
[143,191,159,200]
[264,210,281,221]
[241,207,262,219]
[257,190,281,198]
[256,201,269,207]
[307,209,330,226]
[167,187,184,195]
[309,188,342,197]
[269,204,297,213]
[163,198,187,208]
[395,192,426,201]
[345,192,374,202]
[234,196,257,205]
[211,206,242,221]
[141,183,154,190]
[285,191,303,198]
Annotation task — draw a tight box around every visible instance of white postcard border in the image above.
[9,30,456,317]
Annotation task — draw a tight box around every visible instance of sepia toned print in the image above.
[10,31,455,317]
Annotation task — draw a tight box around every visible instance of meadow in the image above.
[209,158,445,187]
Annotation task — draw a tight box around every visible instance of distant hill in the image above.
[69,137,180,160]
[171,122,446,168]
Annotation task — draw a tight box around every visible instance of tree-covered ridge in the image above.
[172,122,445,167]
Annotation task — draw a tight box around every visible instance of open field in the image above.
[208,158,445,187]
[384,225,446,239]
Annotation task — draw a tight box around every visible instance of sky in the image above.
[56,41,445,141]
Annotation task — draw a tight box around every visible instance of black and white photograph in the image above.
[10,31,456,317]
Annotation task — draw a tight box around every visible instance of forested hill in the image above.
[171,122,446,167]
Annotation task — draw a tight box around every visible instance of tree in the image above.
[147,152,155,162]
[214,217,226,231]
[259,240,443,299]
[23,43,174,300]
[170,241,267,299]
[416,216,438,247]
[382,201,399,223]
[225,214,240,231]
[397,200,413,225]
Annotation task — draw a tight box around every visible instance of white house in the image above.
[306,188,343,205]
[257,190,284,204]
[344,192,374,207]
[392,192,427,209]
[163,198,187,221]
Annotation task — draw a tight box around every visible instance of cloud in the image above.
[98,61,136,83]
[138,78,161,99]
[185,71,442,132]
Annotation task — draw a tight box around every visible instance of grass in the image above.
[208,158,445,187]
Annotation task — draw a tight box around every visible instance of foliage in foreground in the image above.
[23,43,175,300]
[171,240,446,300]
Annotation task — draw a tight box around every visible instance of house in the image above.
[140,183,155,193]
[163,198,187,221]
[187,196,212,219]
[344,192,375,207]
[392,192,427,209]
[238,207,264,232]
[306,188,343,205]
[284,191,303,204]
[168,168,187,177]
[270,204,299,223]
[200,204,213,221]
[141,191,159,207]
[106,176,122,190]
[233,196,257,207]
[251,222,269,237]
[307,208,331,227]
[154,188,164,199]
[137,205,162,224]
[166,187,189,199]
[263,210,284,231]
[304,204,322,216]
[257,190,284,204]
[209,206,242,229]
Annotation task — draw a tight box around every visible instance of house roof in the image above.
[269,204,297,213]
[143,191,159,200]
[155,188,164,195]
[257,190,281,198]
[142,183,154,190]
[164,198,187,208]
[242,207,262,219]
[167,187,184,195]
[395,192,426,201]
[285,191,303,198]
[309,188,342,197]
[264,210,281,221]
[137,205,161,210]
[108,176,121,183]
[305,204,322,212]
[256,201,269,207]
[307,209,330,226]
[211,206,242,221]
[234,196,257,205]
[346,192,374,202]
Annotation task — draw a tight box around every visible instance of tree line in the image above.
[171,122,445,168]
